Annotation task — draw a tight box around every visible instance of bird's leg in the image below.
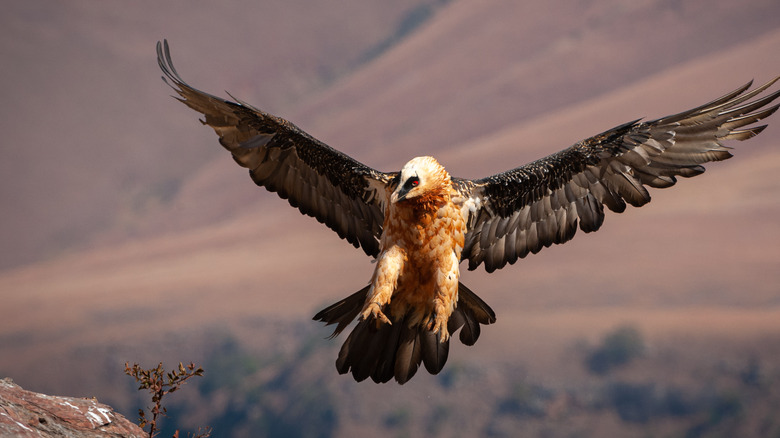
[361,246,403,325]
[429,291,452,342]
[429,252,459,342]
[361,296,392,325]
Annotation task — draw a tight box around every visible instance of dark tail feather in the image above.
[333,315,419,384]
[448,282,496,346]
[336,318,383,381]
[393,318,423,383]
[372,318,404,383]
[313,284,369,338]
[314,282,496,384]
[420,326,449,374]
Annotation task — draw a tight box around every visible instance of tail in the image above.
[312,282,496,384]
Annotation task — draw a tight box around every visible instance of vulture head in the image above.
[391,156,451,204]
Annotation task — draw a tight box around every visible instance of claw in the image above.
[361,302,392,325]
[428,314,450,342]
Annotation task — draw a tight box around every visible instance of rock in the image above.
[0,378,146,437]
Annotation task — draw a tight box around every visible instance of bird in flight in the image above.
[157,40,779,384]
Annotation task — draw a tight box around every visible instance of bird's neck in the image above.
[390,186,451,222]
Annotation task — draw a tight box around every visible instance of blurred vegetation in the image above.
[495,381,550,418]
[154,333,338,438]
[119,321,779,437]
[585,325,645,375]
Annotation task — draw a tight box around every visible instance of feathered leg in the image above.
[360,245,404,325]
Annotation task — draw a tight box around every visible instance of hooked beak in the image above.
[391,185,411,204]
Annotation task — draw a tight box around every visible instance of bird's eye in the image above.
[410,177,419,187]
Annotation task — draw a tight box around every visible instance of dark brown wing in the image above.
[462,76,780,272]
[157,40,392,257]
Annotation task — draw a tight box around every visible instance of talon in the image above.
[428,315,450,342]
[361,302,391,325]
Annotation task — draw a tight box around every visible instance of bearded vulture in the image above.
[157,40,779,384]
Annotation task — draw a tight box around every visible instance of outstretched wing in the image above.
[157,40,393,257]
[462,76,780,273]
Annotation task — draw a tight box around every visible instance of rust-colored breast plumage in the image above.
[379,183,465,328]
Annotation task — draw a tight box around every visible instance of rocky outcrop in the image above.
[0,378,145,437]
